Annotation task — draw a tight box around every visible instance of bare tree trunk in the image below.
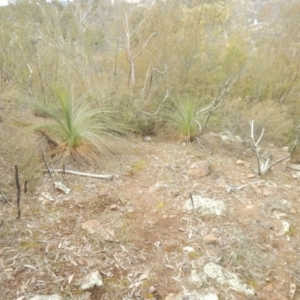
[124,11,155,94]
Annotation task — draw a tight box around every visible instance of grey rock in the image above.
[219,131,234,142]
[235,135,243,142]
[54,181,70,195]
[188,161,210,178]
[189,269,206,286]
[79,270,103,290]
[184,195,226,216]
[38,192,55,202]
[203,234,218,244]
[81,220,118,242]
[203,262,255,297]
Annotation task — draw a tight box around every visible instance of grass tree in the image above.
[164,98,201,142]
[163,78,236,142]
[32,90,129,166]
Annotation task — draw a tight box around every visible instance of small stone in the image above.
[236,160,245,166]
[81,220,118,242]
[127,207,134,213]
[251,184,259,190]
[148,182,168,193]
[183,246,195,253]
[203,234,217,244]
[290,208,297,214]
[79,271,103,290]
[53,181,70,194]
[38,192,55,202]
[292,172,300,179]
[98,190,110,198]
[148,286,156,293]
[148,185,157,193]
[276,220,290,236]
[189,269,205,286]
[235,135,243,142]
[219,132,232,141]
[246,205,254,210]
[247,173,256,178]
[109,204,119,211]
[262,189,271,196]
[165,293,184,300]
[144,136,152,142]
[182,264,190,276]
[218,180,226,188]
[260,221,276,230]
[188,161,210,178]
[133,290,142,298]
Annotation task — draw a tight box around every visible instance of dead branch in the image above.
[139,64,168,109]
[14,166,21,219]
[249,120,265,175]
[42,152,54,181]
[42,169,114,180]
[140,87,172,116]
[249,121,300,175]
[124,11,155,87]
[152,66,167,74]
[198,77,237,135]
[132,32,156,61]
[226,180,265,193]
[139,62,152,104]
[265,130,299,170]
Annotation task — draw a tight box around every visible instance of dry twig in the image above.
[250,121,299,175]
[42,169,114,180]
[197,77,237,134]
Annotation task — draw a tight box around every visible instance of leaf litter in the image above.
[1,137,300,299]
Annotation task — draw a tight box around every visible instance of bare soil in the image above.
[1,104,300,300]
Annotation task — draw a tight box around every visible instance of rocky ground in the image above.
[1,131,300,300]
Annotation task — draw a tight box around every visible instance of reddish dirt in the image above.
[1,135,300,300]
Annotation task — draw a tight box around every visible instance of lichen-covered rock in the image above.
[79,270,103,290]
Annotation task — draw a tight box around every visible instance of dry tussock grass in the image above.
[221,98,295,147]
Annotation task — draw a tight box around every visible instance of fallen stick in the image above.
[14,165,21,219]
[226,180,265,193]
[42,169,114,180]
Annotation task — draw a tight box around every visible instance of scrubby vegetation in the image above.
[0,0,300,170]
[2,1,300,299]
